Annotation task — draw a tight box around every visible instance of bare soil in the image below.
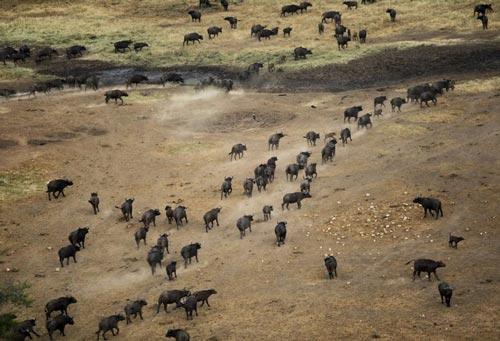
[0,77,499,340]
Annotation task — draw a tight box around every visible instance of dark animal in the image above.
[318,22,325,34]
[126,74,148,88]
[19,44,31,57]
[299,2,312,12]
[204,207,222,232]
[58,244,80,267]
[336,35,350,50]
[282,192,312,210]
[335,25,347,37]
[0,47,17,64]
[413,197,443,219]
[10,52,28,64]
[0,88,16,98]
[236,215,253,239]
[220,176,233,199]
[254,163,267,178]
[188,10,202,22]
[344,106,363,122]
[257,27,279,41]
[324,256,337,279]
[166,329,190,341]
[433,79,455,92]
[224,16,238,29]
[406,259,446,281]
[194,289,217,308]
[294,47,312,59]
[133,42,149,52]
[285,164,300,181]
[104,90,128,104]
[386,8,397,22]
[157,290,191,314]
[199,0,212,7]
[161,73,184,85]
[263,205,273,221]
[322,139,337,163]
[359,29,367,43]
[419,91,438,107]
[477,14,488,30]
[300,176,312,194]
[46,315,74,341]
[266,156,278,173]
[173,205,188,229]
[268,132,285,150]
[134,226,149,248]
[340,128,352,146]
[449,234,464,248]
[221,0,229,11]
[147,245,164,275]
[46,179,73,201]
[474,4,493,16]
[357,113,372,129]
[407,83,433,102]
[165,205,174,224]
[438,282,453,307]
[96,314,125,340]
[69,227,89,249]
[374,95,387,108]
[35,47,58,62]
[343,1,358,9]
[176,295,198,320]
[264,166,275,183]
[183,33,203,45]
[243,178,255,197]
[166,261,177,280]
[116,198,134,221]
[229,143,247,160]
[66,45,86,59]
[113,40,132,53]
[181,243,201,268]
[296,151,311,169]
[124,300,147,324]
[45,296,77,318]
[322,11,341,23]
[281,4,301,16]
[157,233,169,254]
[390,97,407,112]
[251,24,266,37]
[139,208,161,228]
[16,319,41,338]
[304,131,320,146]
[305,163,317,179]
[248,62,264,73]
[85,75,99,91]
[255,176,268,192]
[275,221,287,246]
[207,26,223,39]
[283,27,292,37]
[28,83,51,96]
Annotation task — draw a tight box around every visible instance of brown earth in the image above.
[0,77,499,340]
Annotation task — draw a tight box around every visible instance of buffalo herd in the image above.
[2,1,485,340]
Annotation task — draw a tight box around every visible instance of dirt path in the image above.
[0,79,499,340]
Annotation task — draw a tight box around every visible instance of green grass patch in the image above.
[0,167,45,202]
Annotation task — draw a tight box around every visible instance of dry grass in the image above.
[0,0,497,79]
[0,166,44,202]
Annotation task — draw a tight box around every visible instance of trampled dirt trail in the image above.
[0,79,499,340]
